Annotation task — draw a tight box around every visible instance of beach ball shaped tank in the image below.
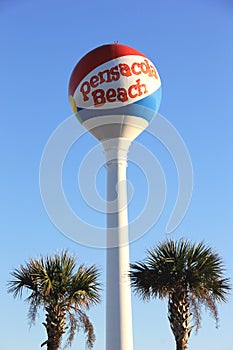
[68,43,162,141]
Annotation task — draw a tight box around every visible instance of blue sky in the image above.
[1,1,233,349]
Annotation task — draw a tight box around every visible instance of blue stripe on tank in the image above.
[134,87,162,110]
[76,87,162,124]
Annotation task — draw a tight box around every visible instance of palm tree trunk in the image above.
[41,305,66,350]
[168,291,192,350]
[175,338,188,350]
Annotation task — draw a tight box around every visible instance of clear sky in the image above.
[1,1,233,349]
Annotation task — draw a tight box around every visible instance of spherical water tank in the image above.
[68,43,162,141]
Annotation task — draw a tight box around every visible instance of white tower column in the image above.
[103,138,133,350]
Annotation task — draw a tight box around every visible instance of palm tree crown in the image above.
[130,239,231,350]
[8,250,101,350]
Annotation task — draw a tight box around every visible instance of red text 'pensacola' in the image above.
[79,59,159,107]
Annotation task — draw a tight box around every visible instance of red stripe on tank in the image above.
[68,44,146,96]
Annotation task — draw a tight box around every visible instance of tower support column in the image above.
[103,138,133,350]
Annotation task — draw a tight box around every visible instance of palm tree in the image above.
[130,239,231,350]
[8,250,101,350]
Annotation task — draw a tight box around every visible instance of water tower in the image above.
[68,43,161,350]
